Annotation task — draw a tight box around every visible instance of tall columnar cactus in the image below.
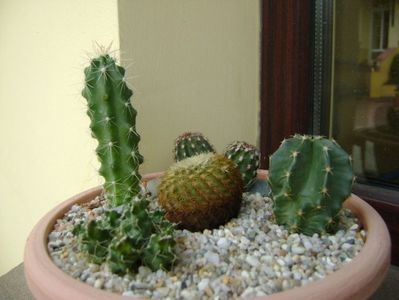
[224,141,260,189]
[82,54,143,206]
[75,53,176,275]
[174,132,215,161]
[268,134,354,235]
[159,153,244,231]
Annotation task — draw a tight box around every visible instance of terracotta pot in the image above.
[24,171,391,300]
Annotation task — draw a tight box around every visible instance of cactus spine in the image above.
[224,141,260,189]
[268,134,354,235]
[82,54,143,206]
[159,153,244,231]
[174,132,215,161]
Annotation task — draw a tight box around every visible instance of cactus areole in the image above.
[82,54,143,207]
[268,135,355,235]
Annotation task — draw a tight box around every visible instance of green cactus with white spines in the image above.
[159,153,244,231]
[268,134,354,235]
[174,132,215,161]
[75,53,176,274]
[76,197,176,274]
[82,54,143,206]
[224,141,260,189]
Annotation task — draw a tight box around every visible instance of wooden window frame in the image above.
[260,0,399,265]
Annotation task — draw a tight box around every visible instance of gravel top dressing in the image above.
[48,187,365,300]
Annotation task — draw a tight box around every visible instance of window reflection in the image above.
[333,0,399,187]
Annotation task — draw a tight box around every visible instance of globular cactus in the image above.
[174,132,215,161]
[268,134,354,235]
[75,52,176,275]
[224,141,260,189]
[82,53,143,207]
[158,153,244,231]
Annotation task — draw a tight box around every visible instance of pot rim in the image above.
[24,170,391,300]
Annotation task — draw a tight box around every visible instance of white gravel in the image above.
[48,191,366,299]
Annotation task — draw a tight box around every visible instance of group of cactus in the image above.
[74,51,355,276]
[75,53,175,275]
[73,196,175,274]
[157,132,260,231]
[162,132,355,236]
[173,132,261,188]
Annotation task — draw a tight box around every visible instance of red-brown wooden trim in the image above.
[260,0,313,168]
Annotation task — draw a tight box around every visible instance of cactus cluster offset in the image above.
[82,54,143,207]
[224,141,260,189]
[268,134,354,235]
[174,132,215,161]
[74,197,176,274]
[159,153,244,231]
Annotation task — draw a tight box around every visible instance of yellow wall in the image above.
[0,0,119,275]
[118,0,260,173]
[0,0,260,275]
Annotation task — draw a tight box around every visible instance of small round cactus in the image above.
[158,153,244,231]
[174,132,215,161]
[224,141,260,189]
[268,134,355,235]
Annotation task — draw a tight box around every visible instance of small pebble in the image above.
[217,238,231,249]
[198,278,209,291]
[246,255,260,268]
[94,278,104,289]
[204,251,220,265]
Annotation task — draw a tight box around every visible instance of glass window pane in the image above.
[333,0,399,188]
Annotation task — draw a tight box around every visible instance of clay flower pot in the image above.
[24,171,391,300]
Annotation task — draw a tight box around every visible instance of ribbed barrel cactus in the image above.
[224,141,260,189]
[268,134,354,235]
[74,52,176,274]
[159,153,244,231]
[174,132,215,161]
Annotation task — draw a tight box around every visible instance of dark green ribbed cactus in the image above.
[159,153,244,231]
[74,52,176,275]
[75,198,176,274]
[268,134,355,235]
[224,141,260,189]
[82,54,143,207]
[174,132,215,161]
